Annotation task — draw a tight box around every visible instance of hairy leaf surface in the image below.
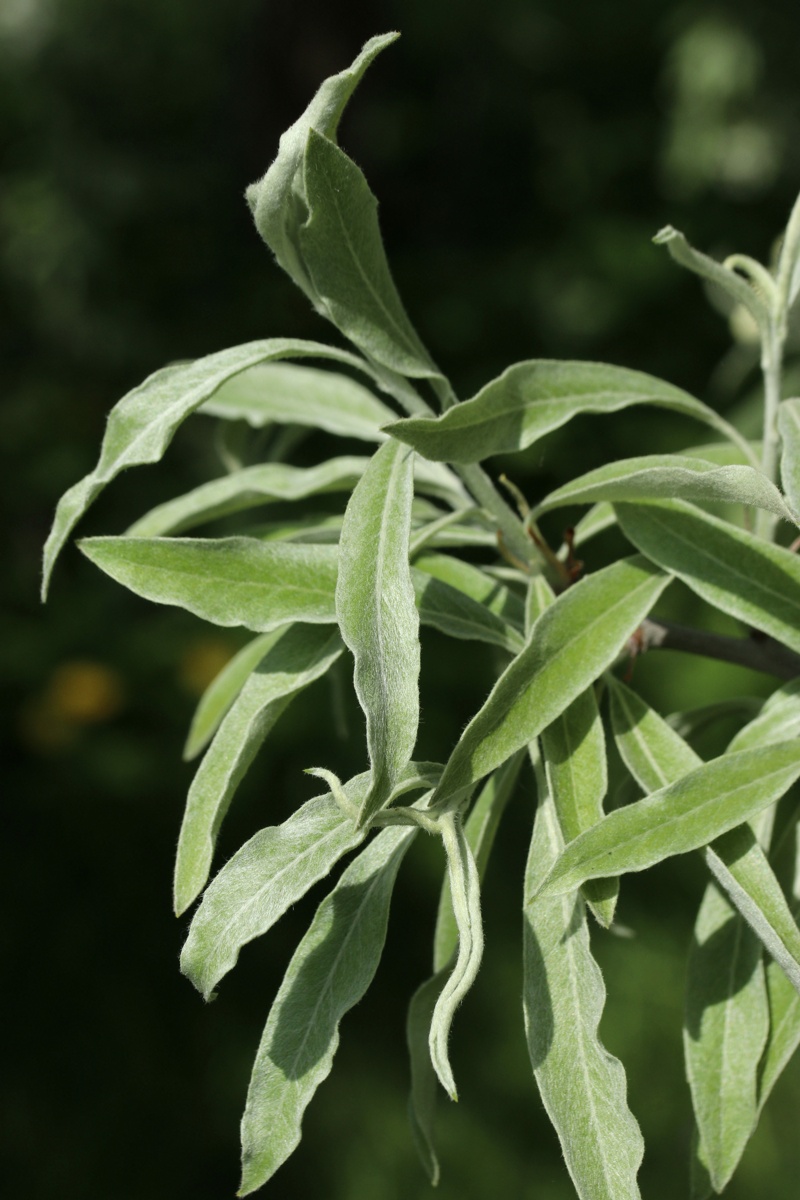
[779,399,800,521]
[387,361,751,463]
[238,823,415,1195]
[534,455,795,525]
[336,439,420,824]
[80,536,339,631]
[616,499,800,655]
[432,556,670,805]
[538,742,800,896]
[184,631,282,761]
[174,626,343,915]
[245,32,398,304]
[42,339,368,598]
[181,785,366,998]
[524,753,644,1200]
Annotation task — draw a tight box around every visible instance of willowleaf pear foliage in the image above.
[43,31,800,1199]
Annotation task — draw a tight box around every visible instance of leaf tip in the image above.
[653,225,677,245]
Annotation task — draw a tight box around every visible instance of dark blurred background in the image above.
[5,1,800,1197]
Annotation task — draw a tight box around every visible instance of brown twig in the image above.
[634,618,800,681]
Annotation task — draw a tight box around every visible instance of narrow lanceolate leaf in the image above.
[300,129,441,381]
[534,455,796,526]
[408,754,523,1183]
[199,361,396,442]
[611,675,800,994]
[525,574,556,633]
[184,631,281,761]
[412,573,524,654]
[537,742,800,898]
[127,458,370,537]
[181,779,371,998]
[80,537,338,632]
[414,552,526,631]
[778,399,800,518]
[433,754,524,970]
[616,499,800,656]
[524,754,644,1200]
[653,225,769,333]
[432,556,670,806]
[685,886,769,1195]
[245,32,398,304]
[759,902,800,1115]
[41,338,368,598]
[429,812,484,1100]
[238,823,415,1196]
[386,361,752,464]
[336,439,420,825]
[542,688,617,927]
[174,626,343,915]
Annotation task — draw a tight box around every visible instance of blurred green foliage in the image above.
[5,1,800,1196]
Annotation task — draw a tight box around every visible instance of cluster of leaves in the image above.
[43,32,800,1200]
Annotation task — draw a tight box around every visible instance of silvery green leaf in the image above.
[654,225,769,333]
[300,129,441,381]
[251,514,344,543]
[524,750,644,1200]
[127,458,370,538]
[615,499,800,655]
[759,891,800,1115]
[684,886,769,1194]
[727,677,800,753]
[412,571,524,654]
[407,753,523,1182]
[409,510,496,556]
[238,821,415,1195]
[80,536,339,631]
[245,32,398,304]
[432,556,670,806]
[778,399,800,517]
[608,673,701,791]
[41,338,365,598]
[181,778,369,998]
[413,552,526,630]
[429,812,483,1100]
[537,742,800,898]
[199,361,396,441]
[570,502,616,549]
[386,361,753,464]
[534,455,796,526]
[542,687,617,927]
[433,753,524,971]
[524,574,555,634]
[174,625,343,915]
[611,676,800,993]
[184,631,281,761]
[411,459,472,509]
[336,439,420,825]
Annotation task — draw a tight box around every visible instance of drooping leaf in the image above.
[779,398,800,520]
[80,536,339,632]
[386,361,753,464]
[199,360,396,441]
[523,749,644,1200]
[41,338,369,598]
[684,886,769,1194]
[299,128,441,381]
[183,631,282,761]
[408,754,523,1182]
[537,742,800,898]
[608,673,701,791]
[245,32,399,304]
[414,552,526,630]
[429,812,484,1100]
[542,687,617,927]
[238,822,415,1195]
[524,573,556,633]
[534,454,796,526]
[615,499,800,656]
[727,676,800,753]
[174,626,343,915]
[432,556,670,806]
[336,439,420,825]
[127,458,370,538]
[181,779,368,998]
[412,571,524,654]
[433,753,524,970]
